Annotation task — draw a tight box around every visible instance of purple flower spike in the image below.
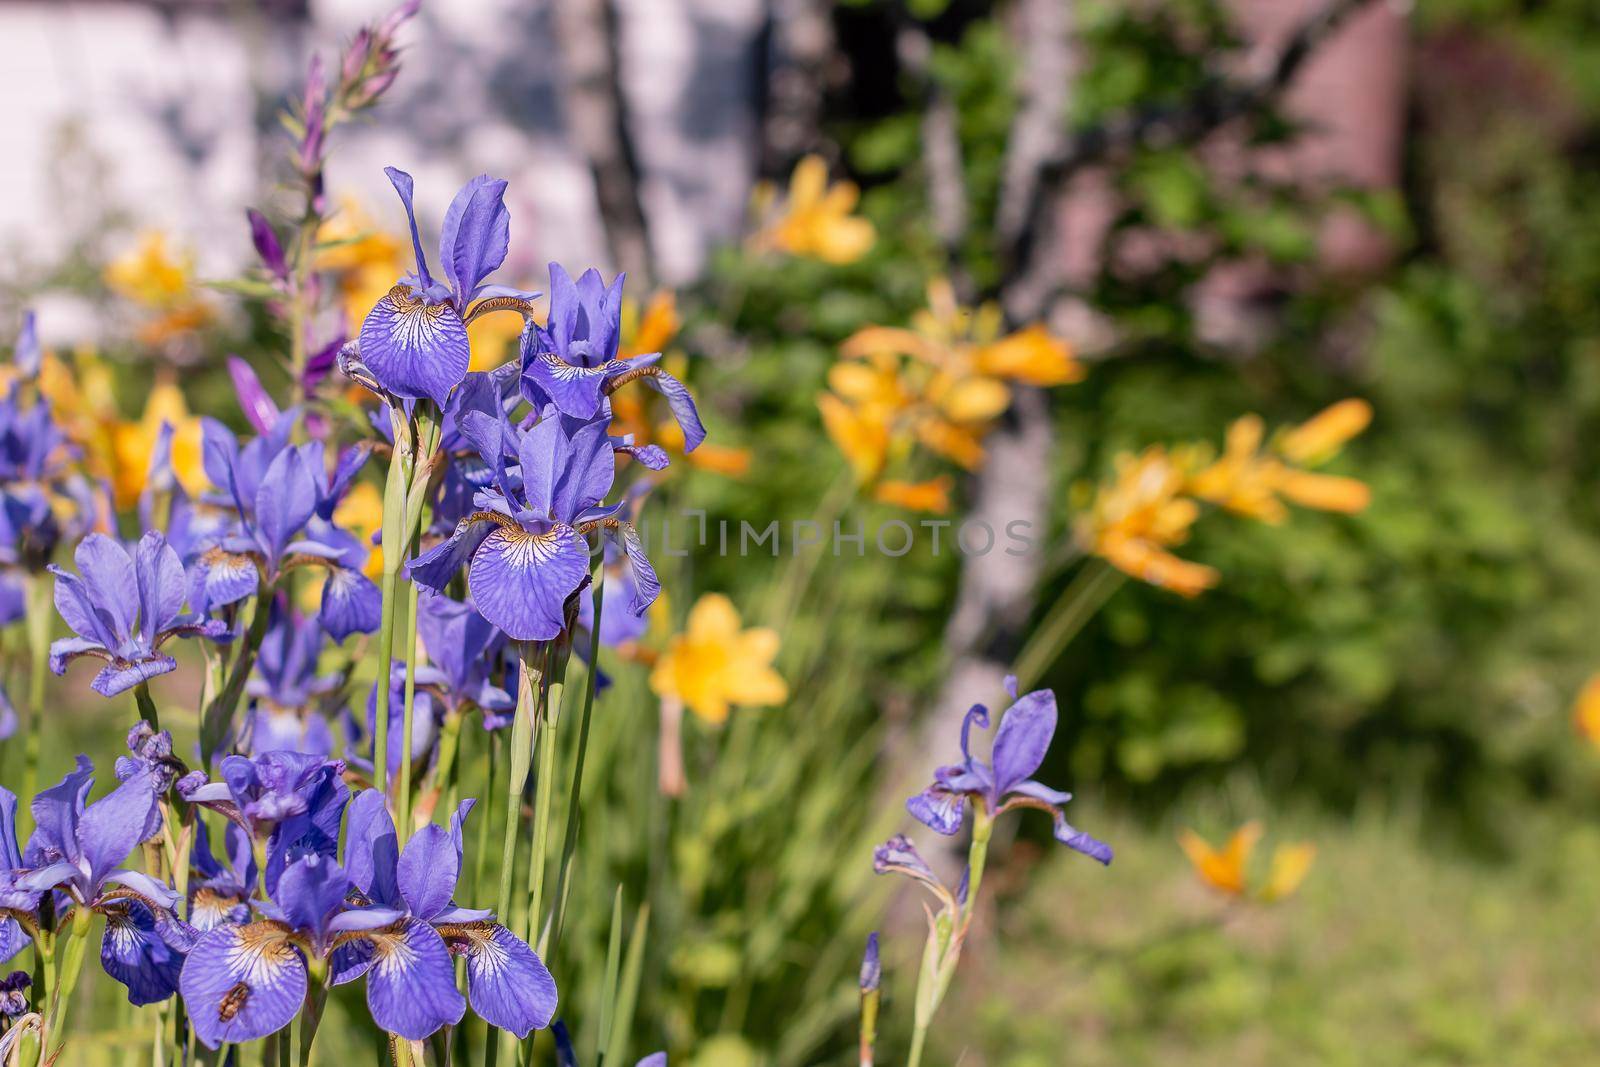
[337,791,556,1039]
[356,168,534,406]
[860,932,881,992]
[904,683,1111,866]
[48,532,230,698]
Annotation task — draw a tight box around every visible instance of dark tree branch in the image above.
[555,0,653,281]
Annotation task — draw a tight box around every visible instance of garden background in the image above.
[5,0,1600,1064]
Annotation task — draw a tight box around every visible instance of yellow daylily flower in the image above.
[105,231,213,345]
[649,593,788,725]
[824,279,1084,491]
[1261,842,1317,903]
[106,380,207,509]
[873,477,953,514]
[1190,403,1372,522]
[1180,822,1315,903]
[1077,447,1218,598]
[1179,822,1261,896]
[1573,673,1600,749]
[750,155,876,264]
[1276,398,1372,465]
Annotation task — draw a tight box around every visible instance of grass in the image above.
[920,799,1600,1067]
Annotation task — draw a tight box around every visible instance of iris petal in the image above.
[100,899,185,1006]
[358,286,471,406]
[364,920,466,1040]
[178,923,307,1049]
[441,921,556,1039]
[467,525,588,641]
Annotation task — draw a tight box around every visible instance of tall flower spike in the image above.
[340,791,557,1038]
[906,677,1112,864]
[49,532,230,697]
[357,168,535,406]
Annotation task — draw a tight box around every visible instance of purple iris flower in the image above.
[519,264,705,452]
[0,789,33,965]
[339,790,557,1039]
[179,852,349,1048]
[0,971,29,1017]
[186,818,254,932]
[11,758,192,1005]
[178,751,349,895]
[905,678,1112,865]
[357,168,535,406]
[408,409,659,641]
[417,590,514,716]
[241,603,338,757]
[47,531,231,698]
[362,665,446,776]
[191,417,380,641]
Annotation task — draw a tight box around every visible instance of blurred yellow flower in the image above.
[1190,402,1372,522]
[1277,398,1372,465]
[1180,822,1314,903]
[650,593,787,725]
[749,155,875,265]
[1076,446,1218,598]
[1573,673,1600,749]
[104,232,213,345]
[37,349,204,509]
[820,279,1083,494]
[873,476,953,514]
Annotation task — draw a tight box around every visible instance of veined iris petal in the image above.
[359,285,471,406]
[467,524,588,642]
[179,922,307,1049]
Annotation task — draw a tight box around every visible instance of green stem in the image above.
[495,645,543,921]
[44,908,92,1061]
[134,683,162,732]
[372,568,400,796]
[396,575,421,843]
[201,585,274,767]
[906,1026,927,1067]
[524,645,567,951]
[23,572,51,803]
[543,569,604,961]
[1010,559,1123,692]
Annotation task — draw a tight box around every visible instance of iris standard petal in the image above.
[343,789,401,909]
[359,286,471,406]
[364,919,466,1040]
[396,823,458,922]
[467,524,588,642]
[438,175,511,306]
[49,567,120,650]
[256,447,319,562]
[133,531,186,644]
[989,688,1057,795]
[440,921,556,1039]
[73,534,138,642]
[179,923,307,1049]
[383,166,435,290]
[77,769,158,887]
